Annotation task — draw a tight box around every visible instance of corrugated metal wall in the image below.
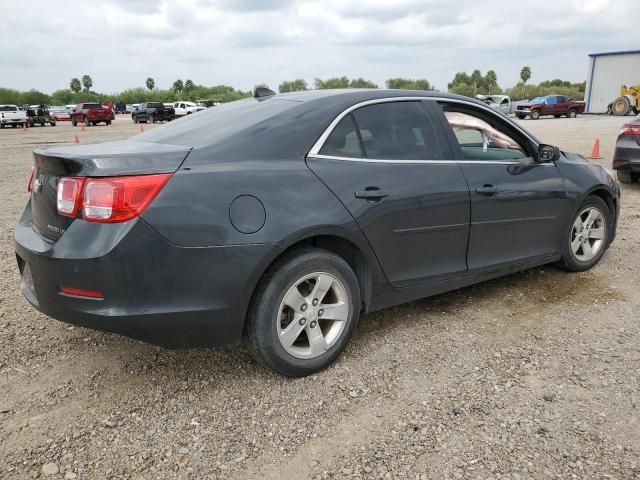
[586,53,640,113]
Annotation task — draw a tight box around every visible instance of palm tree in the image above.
[69,78,81,94]
[485,70,497,95]
[520,66,532,99]
[146,77,155,91]
[172,79,184,93]
[81,75,93,93]
[184,79,194,92]
[471,69,483,97]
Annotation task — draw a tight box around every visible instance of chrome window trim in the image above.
[308,95,540,160]
[307,153,556,167]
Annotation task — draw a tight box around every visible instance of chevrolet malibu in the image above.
[15,89,620,376]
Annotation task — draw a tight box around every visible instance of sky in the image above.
[0,0,635,94]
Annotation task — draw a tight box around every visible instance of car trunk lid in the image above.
[30,140,191,241]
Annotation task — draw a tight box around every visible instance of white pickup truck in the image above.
[0,105,27,128]
[173,101,206,117]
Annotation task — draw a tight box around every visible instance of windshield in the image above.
[530,97,546,104]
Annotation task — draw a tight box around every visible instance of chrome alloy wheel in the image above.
[277,272,350,359]
[570,206,606,262]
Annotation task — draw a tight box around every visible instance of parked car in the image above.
[612,114,640,184]
[25,105,56,127]
[197,99,221,108]
[70,103,113,126]
[132,102,175,123]
[173,101,205,117]
[50,107,71,122]
[15,90,620,377]
[114,102,127,114]
[515,95,585,120]
[480,95,514,115]
[0,104,27,128]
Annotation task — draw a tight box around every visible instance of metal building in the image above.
[585,49,640,113]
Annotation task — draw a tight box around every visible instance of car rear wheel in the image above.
[248,248,360,377]
[617,170,639,184]
[567,109,577,118]
[559,196,610,272]
[50,122,56,127]
[530,110,541,120]
[106,120,111,126]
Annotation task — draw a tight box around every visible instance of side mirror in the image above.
[538,144,560,162]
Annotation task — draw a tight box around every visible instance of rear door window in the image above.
[351,101,441,160]
[319,114,364,158]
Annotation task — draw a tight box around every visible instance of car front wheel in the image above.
[559,196,610,272]
[248,248,361,377]
[530,110,541,120]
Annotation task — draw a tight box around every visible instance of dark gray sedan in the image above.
[612,115,640,184]
[15,89,620,376]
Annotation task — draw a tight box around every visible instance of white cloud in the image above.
[0,0,634,93]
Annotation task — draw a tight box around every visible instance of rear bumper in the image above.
[14,202,273,348]
[612,136,640,171]
[1,118,25,124]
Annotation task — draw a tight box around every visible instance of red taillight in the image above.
[620,124,640,136]
[57,177,85,216]
[55,173,170,222]
[27,166,35,192]
[60,287,103,299]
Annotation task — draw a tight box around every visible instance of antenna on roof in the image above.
[254,87,276,100]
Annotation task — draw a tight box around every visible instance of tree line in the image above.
[0,67,586,106]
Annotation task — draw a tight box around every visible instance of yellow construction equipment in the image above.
[610,85,640,116]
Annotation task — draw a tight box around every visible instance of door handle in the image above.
[355,188,389,201]
[476,185,499,195]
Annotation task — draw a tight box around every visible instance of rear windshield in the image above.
[148,103,164,109]
[0,105,17,112]
[83,103,103,109]
[136,98,300,148]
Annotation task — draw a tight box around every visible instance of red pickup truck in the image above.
[515,95,585,120]
[70,102,113,127]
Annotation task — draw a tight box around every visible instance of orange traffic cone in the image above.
[588,139,602,159]
[139,124,144,133]
[74,135,80,144]
[80,124,86,132]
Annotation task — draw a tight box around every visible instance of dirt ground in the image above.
[0,114,638,480]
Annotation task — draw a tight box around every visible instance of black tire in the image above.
[530,110,541,120]
[92,121,97,126]
[248,247,361,377]
[567,109,577,118]
[50,122,56,127]
[106,120,111,126]
[0,123,4,129]
[83,117,89,127]
[559,196,611,272]
[40,122,45,127]
[617,170,639,184]
[516,114,526,120]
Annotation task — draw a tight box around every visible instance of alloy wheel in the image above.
[277,272,350,359]
[570,206,606,262]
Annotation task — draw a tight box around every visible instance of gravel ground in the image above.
[0,114,638,480]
